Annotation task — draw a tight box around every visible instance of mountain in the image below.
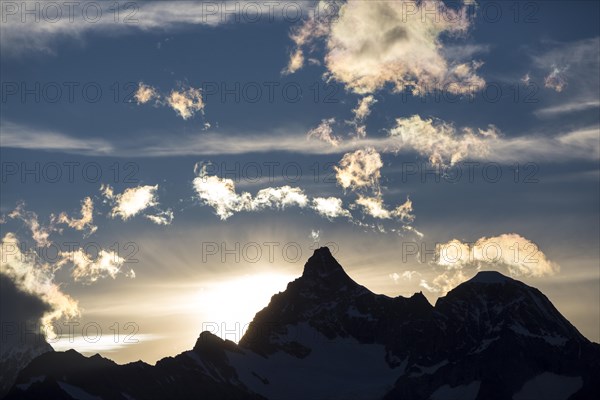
[0,338,51,398]
[4,247,599,400]
[0,275,54,398]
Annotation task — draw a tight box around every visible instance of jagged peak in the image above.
[409,291,431,305]
[302,247,347,279]
[194,331,226,349]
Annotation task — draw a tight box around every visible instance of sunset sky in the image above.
[1,0,599,364]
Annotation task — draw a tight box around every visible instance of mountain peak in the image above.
[298,247,363,292]
[302,247,346,279]
[468,270,515,284]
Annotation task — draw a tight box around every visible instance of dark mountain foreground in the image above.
[4,247,599,400]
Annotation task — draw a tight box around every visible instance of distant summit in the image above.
[468,270,516,284]
[6,248,600,400]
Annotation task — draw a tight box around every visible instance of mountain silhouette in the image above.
[4,247,600,400]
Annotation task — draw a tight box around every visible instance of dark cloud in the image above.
[1,273,49,321]
[0,273,50,345]
[1,273,53,396]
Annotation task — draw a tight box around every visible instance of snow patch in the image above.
[510,324,568,346]
[346,305,375,321]
[228,323,399,400]
[410,359,449,377]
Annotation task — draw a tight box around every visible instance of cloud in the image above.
[56,248,131,284]
[310,229,320,242]
[0,273,50,329]
[556,129,600,160]
[491,127,600,163]
[531,37,599,99]
[54,197,97,237]
[101,184,171,224]
[534,100,600,117]
[334,148,383,193]
[4,121,598,164]
[192,163,351,220]
[0,121,113,155]
[307,118,341,146]
[352,95,377,122]
[355,196,415,223]
[0,233,80,332]
[282,48,305,75]
[51,333,161,354]
[311,197,352,219]
[192,164,251,220]
[167,86,205,120]
[253,187,310,210]
[145,210,175,226]
[134,82,160,105]
[389,114,498,166]
[354,196,390,219]
[102,184,158,220]
[419,271,469,295]
[132,83,205,120]
[349,95,377,138]
[389,270,421,283]
[420,233,559,294]
[285,1,332,71]
[288,0,484,95]
[7,203,53,247]
[544,65,568,92]
[1,1,312,56]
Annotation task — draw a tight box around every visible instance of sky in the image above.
[0,0,599,364]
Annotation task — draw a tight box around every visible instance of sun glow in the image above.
[195,272,296,342]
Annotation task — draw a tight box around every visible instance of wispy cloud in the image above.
[54,197,97,237]
[7,202,53,247]
[4,121,598,163]
[0,121,113,155]
[544,65,568,92]
[1,0,311,56]
[355,196,414,223]
[534,100,600,117]
[307,118,341,147]
[531,37,599,100]
[51,333,161,354]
